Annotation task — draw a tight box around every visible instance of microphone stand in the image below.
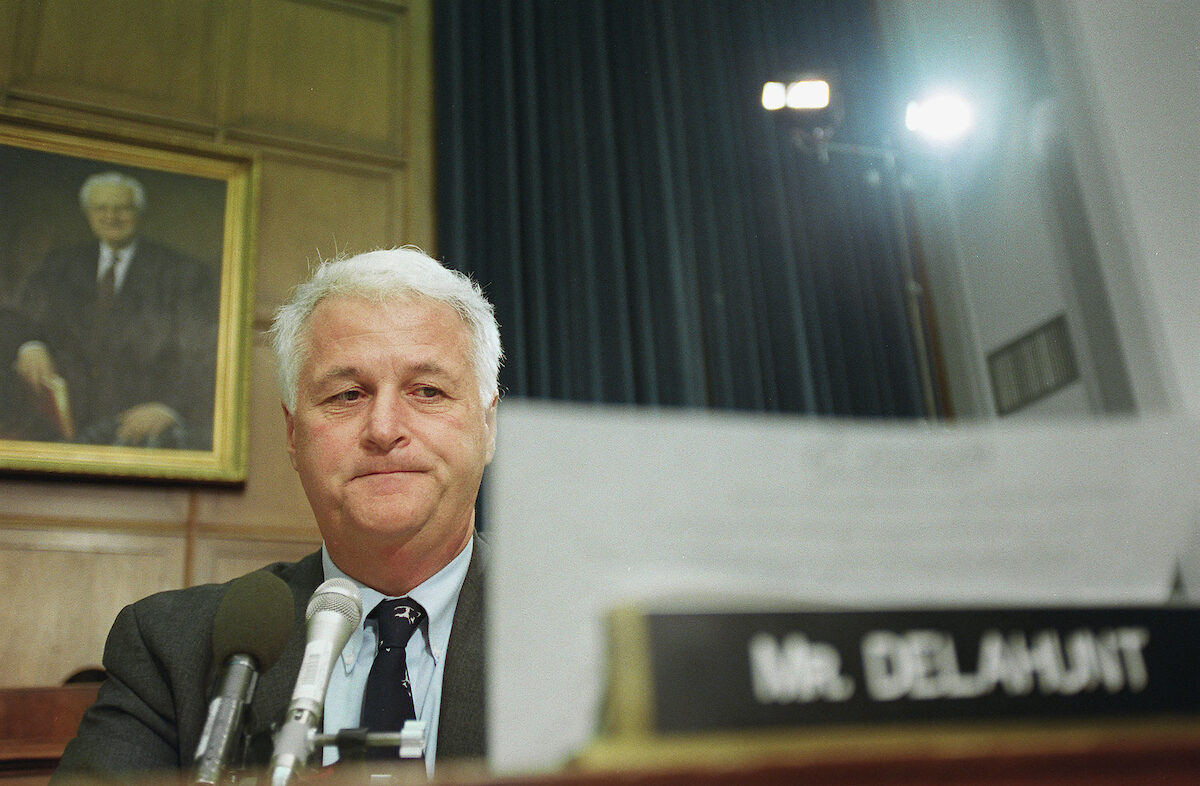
[315,720,428,762]
[266,721,427,785]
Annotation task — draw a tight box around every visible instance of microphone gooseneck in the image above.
[268,578,363,786]
[193,571,294,786]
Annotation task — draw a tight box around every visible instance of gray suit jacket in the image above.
[53,539,487,782]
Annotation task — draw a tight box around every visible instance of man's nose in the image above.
[363,392,408,449]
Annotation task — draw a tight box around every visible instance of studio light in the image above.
[787,79,831,110]
[905,92,974,145]
[762,79,831,111]
[762,81,788,111]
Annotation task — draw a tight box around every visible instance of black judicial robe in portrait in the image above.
[14,239,218,448]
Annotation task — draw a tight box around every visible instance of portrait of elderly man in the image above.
[8,170,219,448]
[53,247,499,781]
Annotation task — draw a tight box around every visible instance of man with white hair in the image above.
[11,171,218,447]
[54,247,499,781]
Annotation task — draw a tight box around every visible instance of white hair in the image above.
[269,247,502,410]
[79,172,146,212]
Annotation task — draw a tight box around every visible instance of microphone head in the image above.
[212,571,295,669]
[305,577,362,627]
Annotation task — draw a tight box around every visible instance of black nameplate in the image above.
[643,607,1200,733]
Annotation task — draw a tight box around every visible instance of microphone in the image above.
[268,578,363,786]
[193,571,294,786]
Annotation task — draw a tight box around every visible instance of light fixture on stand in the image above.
[761,77,977,417]
[762,76,842,163]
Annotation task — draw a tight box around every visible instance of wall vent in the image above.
[987,315,1079,416]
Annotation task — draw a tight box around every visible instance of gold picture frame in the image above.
[0,116,256,482]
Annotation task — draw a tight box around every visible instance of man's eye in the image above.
[332,389,364,403]
[413,386,442,399]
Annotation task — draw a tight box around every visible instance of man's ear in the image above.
[283,403,299,470]
[484,392,498,465]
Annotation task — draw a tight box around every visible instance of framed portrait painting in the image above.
[0,116,256,482]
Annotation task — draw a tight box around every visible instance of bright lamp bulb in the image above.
[786,80,830,110]
[762,82,787,110]
[905,92,974,144]
[763,79,830,111]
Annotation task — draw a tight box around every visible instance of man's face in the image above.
[284,295,497,581]
[83,183,140,249]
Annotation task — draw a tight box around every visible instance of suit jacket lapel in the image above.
[436,535,488,759]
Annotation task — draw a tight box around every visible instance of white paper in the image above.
[484,402,1200,773]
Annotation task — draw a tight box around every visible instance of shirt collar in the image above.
[321,538,474,669]
[99,240,138,289]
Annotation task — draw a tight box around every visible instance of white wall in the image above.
[878,0,1198,419]
[876,0,1087,418]
[1045,0,1200,417]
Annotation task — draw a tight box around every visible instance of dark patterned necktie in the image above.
[96,259,116,317]
[360,597,426,760]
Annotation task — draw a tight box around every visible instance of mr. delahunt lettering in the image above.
[862,627,1150,701]
[748,626,1151,706]
[749,632,855,703]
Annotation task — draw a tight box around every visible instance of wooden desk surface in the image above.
[1,687,1198,786]
[0,684,97,782]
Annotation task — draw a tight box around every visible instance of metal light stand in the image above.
[789,125,940,417]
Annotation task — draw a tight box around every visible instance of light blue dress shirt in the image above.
[319,538,473,777]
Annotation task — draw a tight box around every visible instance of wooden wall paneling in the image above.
[0,0,437,687]
[0,482,191,526]
[191,336,317,536]
[395,162,434,256]
[397,0,435,253]
[7,0,226,126]
[189,534,320,586]
[227,0,405,155]
[252,154,396,319]
[0,1,18,89]
[0,526,186,688]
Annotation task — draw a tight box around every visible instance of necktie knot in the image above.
[370,598,425,649]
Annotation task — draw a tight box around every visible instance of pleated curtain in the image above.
[435,0,928,418]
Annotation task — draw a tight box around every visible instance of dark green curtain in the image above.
[435,0,927,417]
